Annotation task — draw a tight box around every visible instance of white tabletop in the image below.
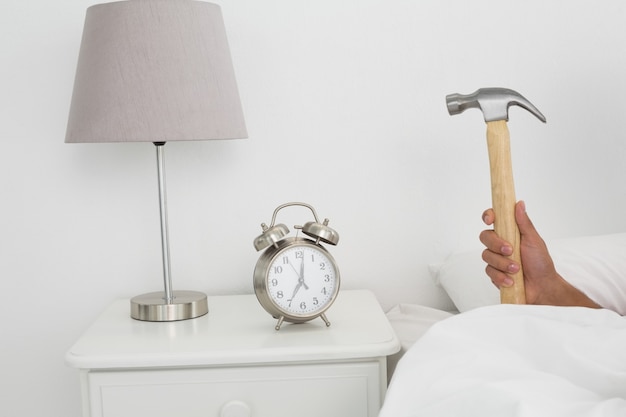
[66,289,400,369]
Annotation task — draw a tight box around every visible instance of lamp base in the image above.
[130,290,208,321]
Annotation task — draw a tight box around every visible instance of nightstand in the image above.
[66,289,400,417]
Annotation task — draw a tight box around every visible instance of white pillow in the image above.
[430,233,626,314]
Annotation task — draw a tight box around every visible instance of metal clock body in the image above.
[254,237,339,329]
[253,202,340,330]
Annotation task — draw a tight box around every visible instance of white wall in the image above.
[2,0,625,415]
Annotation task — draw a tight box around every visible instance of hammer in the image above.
[446,88,546,304]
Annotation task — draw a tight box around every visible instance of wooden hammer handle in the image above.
[486,120,526,304]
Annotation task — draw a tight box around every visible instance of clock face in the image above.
[265,242,338,317]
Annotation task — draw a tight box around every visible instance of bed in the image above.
[381,232,626,417]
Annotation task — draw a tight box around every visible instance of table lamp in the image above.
[65,0,247,321]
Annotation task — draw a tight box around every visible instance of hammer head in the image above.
[446,87,546,123]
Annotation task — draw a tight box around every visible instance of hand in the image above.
[479,201,600,308]
[287,258,309,289]
[299,258,309,290]
[287,259,309,305]
[288,282,303,305]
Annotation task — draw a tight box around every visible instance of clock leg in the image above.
[320,313,331,327]
[275,316,285,331]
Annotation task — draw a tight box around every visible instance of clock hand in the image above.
[286,257,310,307]
[287,259,301,279]
[287,282,302,306]
[300,259,309,290]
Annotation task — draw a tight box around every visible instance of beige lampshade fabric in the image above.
[65,0,247,143]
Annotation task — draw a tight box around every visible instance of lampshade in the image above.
[65,0,247,143]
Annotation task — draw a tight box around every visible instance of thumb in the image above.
[515,200,539,239]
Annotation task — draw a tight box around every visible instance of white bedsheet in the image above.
[385,303,454,379]
[379,304,626,417]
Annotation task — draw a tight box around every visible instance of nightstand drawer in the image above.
[87,361,383,417]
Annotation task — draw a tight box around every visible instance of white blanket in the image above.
[379,304,626,417]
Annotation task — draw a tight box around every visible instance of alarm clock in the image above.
[253,202,340,330]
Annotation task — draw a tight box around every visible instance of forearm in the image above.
[535,273,601,309]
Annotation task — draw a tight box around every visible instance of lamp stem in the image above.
[129,143,208,321]
[154,142,174,304]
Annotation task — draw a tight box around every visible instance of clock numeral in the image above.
[276,291,284,299]
[300,301,307,310]
[271,278,278,286]
[310,254,315,262]
[273,266,283,274]
[319,262,326,271]
[295,251,303,259]
[321,287,327,295]
[313,297,319,306]
[282,256,289,264]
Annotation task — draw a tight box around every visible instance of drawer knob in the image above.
[220,400,251,417]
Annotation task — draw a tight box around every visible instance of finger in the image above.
[515,200,538,238]
[482,208,495,225]
[479,229,513,256]
[485,265,515,288]
[481,249,520,274]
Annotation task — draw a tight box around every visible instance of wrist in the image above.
[540,274,601,309]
